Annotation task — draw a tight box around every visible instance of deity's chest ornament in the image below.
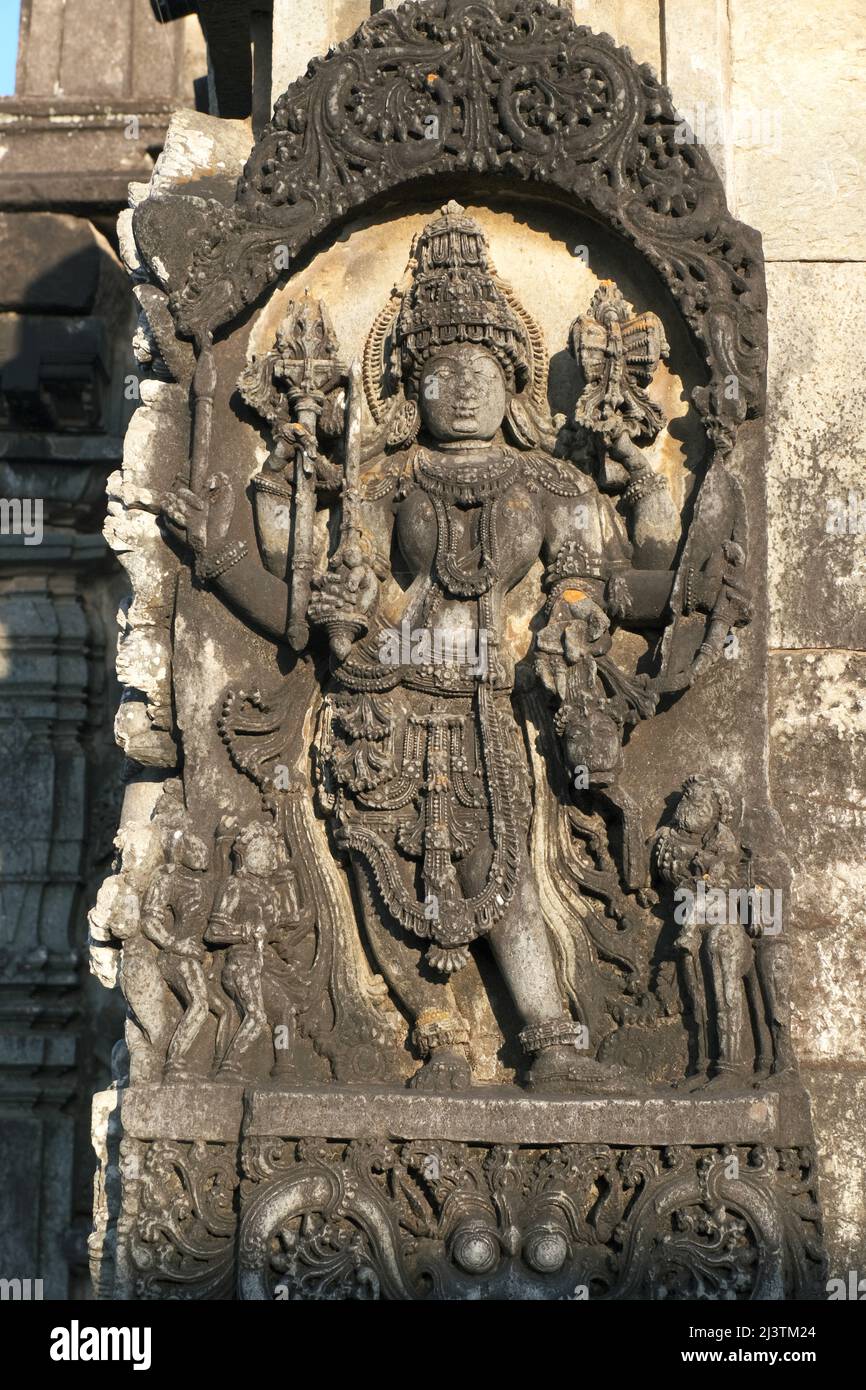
[410,446,526,600]
[412,447,523,507]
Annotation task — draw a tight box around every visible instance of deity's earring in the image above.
[386,396,420,448]
[505,396,540,448]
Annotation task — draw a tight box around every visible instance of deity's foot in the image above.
[703,1067,753,1094]
[528,1047,641,1096]
[214,1062,251,1085]
[270,1062,305,1083]
[748,1064,801,1092]
[673,1070,711,1092]
[409,1046,472,1092]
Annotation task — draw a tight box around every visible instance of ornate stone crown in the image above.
[394,201,531,393]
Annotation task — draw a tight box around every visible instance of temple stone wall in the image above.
[265,0,866,1291]
[1,0,862,1298]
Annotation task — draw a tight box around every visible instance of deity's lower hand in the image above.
[161,472,235,568]
[308,544,378,650]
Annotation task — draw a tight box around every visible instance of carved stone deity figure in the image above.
[205,821,314,1081]
[653,775,796,1089]
[162,202,692,1094]
[85,0,832,1303]
[140,822,233,1083]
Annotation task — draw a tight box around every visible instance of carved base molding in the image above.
[93,1085,826,1301]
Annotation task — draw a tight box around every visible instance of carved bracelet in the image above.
[621,469,668,507]
[197,539,249,582]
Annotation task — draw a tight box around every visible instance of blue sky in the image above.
[0,0,21,96]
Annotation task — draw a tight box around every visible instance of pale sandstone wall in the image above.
[263,0,866,1285]
[726,0,866,1282]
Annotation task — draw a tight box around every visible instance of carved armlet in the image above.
[543,540,606,610]
[543,561,632,624]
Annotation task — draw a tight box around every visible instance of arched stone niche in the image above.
[91,1,827,1305]
[168,0,765,438]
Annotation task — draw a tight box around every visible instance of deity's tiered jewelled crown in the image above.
[395,201,531,393]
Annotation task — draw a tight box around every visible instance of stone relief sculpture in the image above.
[653,775,795,1092]
[91,0,825,1300]
[152,199,743,1096]
[140,822,228,1083]
[205,820,315,1081]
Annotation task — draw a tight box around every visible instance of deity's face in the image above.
[244,836,278,877]
[178,831,209,872]
[674,784,717,837]
[418,344,507,443]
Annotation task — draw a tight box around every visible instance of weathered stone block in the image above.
[766,263,866,652]
[770,652,866,1071]
[663,0,732,191]
[271,0,371,102]
[729,0,866,259]
[803,1068,866,1279]
[769,652,866,924]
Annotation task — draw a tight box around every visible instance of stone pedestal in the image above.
[93,1082,824,1301]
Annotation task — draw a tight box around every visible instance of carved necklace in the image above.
[432,490,499,598]
[415,447,517,599]
[414,447,521,505]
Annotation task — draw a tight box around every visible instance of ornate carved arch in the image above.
[170,0,765,444]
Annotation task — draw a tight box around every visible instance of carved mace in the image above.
[273,299,344,651]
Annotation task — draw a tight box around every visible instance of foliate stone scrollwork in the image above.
[122,1139,239,1300]
[169,1,765,434]
[613,1145,824,1301]
[236,1139,825,1301]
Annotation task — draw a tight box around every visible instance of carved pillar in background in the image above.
[0,0,208,1298]
[0,534,125,1297]
[0,214,132,1293]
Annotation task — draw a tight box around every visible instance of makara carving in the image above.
[236,1139,823,1302]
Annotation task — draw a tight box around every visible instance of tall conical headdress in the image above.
[394,201,531,393]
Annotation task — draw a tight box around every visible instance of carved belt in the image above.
[401,665,512,696]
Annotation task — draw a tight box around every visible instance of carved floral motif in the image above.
[236,1139,824,1301]
[168,0,765,439]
